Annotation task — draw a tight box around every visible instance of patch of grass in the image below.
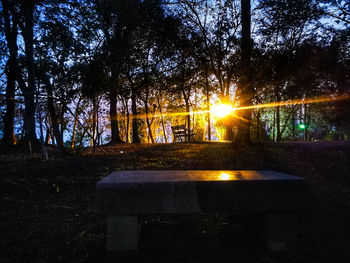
[0,142,349,262]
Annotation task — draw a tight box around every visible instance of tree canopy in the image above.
[0,0,349,149]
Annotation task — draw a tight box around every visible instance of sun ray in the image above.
[118,94,350,120]
[235,94,350,111]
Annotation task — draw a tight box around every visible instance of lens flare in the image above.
[118,94,350,120]
[211,103,234,118]
[219,172,231,180]
[235,94,350,111]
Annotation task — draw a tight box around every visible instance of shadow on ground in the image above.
[0,142,349,262]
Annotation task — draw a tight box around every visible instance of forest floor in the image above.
[0,141,350,263]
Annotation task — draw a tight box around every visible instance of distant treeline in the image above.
[0,0,349,149]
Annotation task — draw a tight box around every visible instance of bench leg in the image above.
[106,216,142,251]
[264,213,298,251]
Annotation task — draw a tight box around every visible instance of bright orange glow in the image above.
[211,103,234,118]
[219,172,231,180]
[119,94,350,120]
[215,126,226,142]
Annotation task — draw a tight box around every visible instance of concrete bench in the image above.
[96,170,305,252]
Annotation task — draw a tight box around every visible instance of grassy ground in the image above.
[0,141,349,262]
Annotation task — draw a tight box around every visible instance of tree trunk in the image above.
[44,115,51,144]
[145,88,155,144]
[275,87,282,142]
[2,0,18,147]
[280,108,293,141]
[182,90,191,142]
[204,64,211,141]
[276,105,281,142]
[124,97,130,143]
[21,1,37,143]
[109,87,121,143]
[292,106,295,140]
[96,99,102,146]
[90,109,94,147]
[41,75,64,148]
[92,97,98,154]
[157,96,167,143]
[71,97,82,148]
[235,0,253,144]
[109,64,123,144]
[304,104,308,141]
[131,88,140,143]
[224,83,233,141]
[60,103,66,141]
[38,107,44,143]
[3,58,17,147]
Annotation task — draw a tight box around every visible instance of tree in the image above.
[96,0,129,144]
[120,0,180,143]
[35,0,92,148]
[179,0,241,140]
[1,0,18,146]
[19,0,38,143]
[254,0,323,142]
[235,0,253,144]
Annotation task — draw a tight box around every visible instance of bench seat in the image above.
[96,170,306,252]
[171,125,195,142]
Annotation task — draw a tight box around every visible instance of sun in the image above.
[219,172,231,180]
[210,103,234,118]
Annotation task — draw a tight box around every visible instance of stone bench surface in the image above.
[97,170,303,184]
[96,170,305,215]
